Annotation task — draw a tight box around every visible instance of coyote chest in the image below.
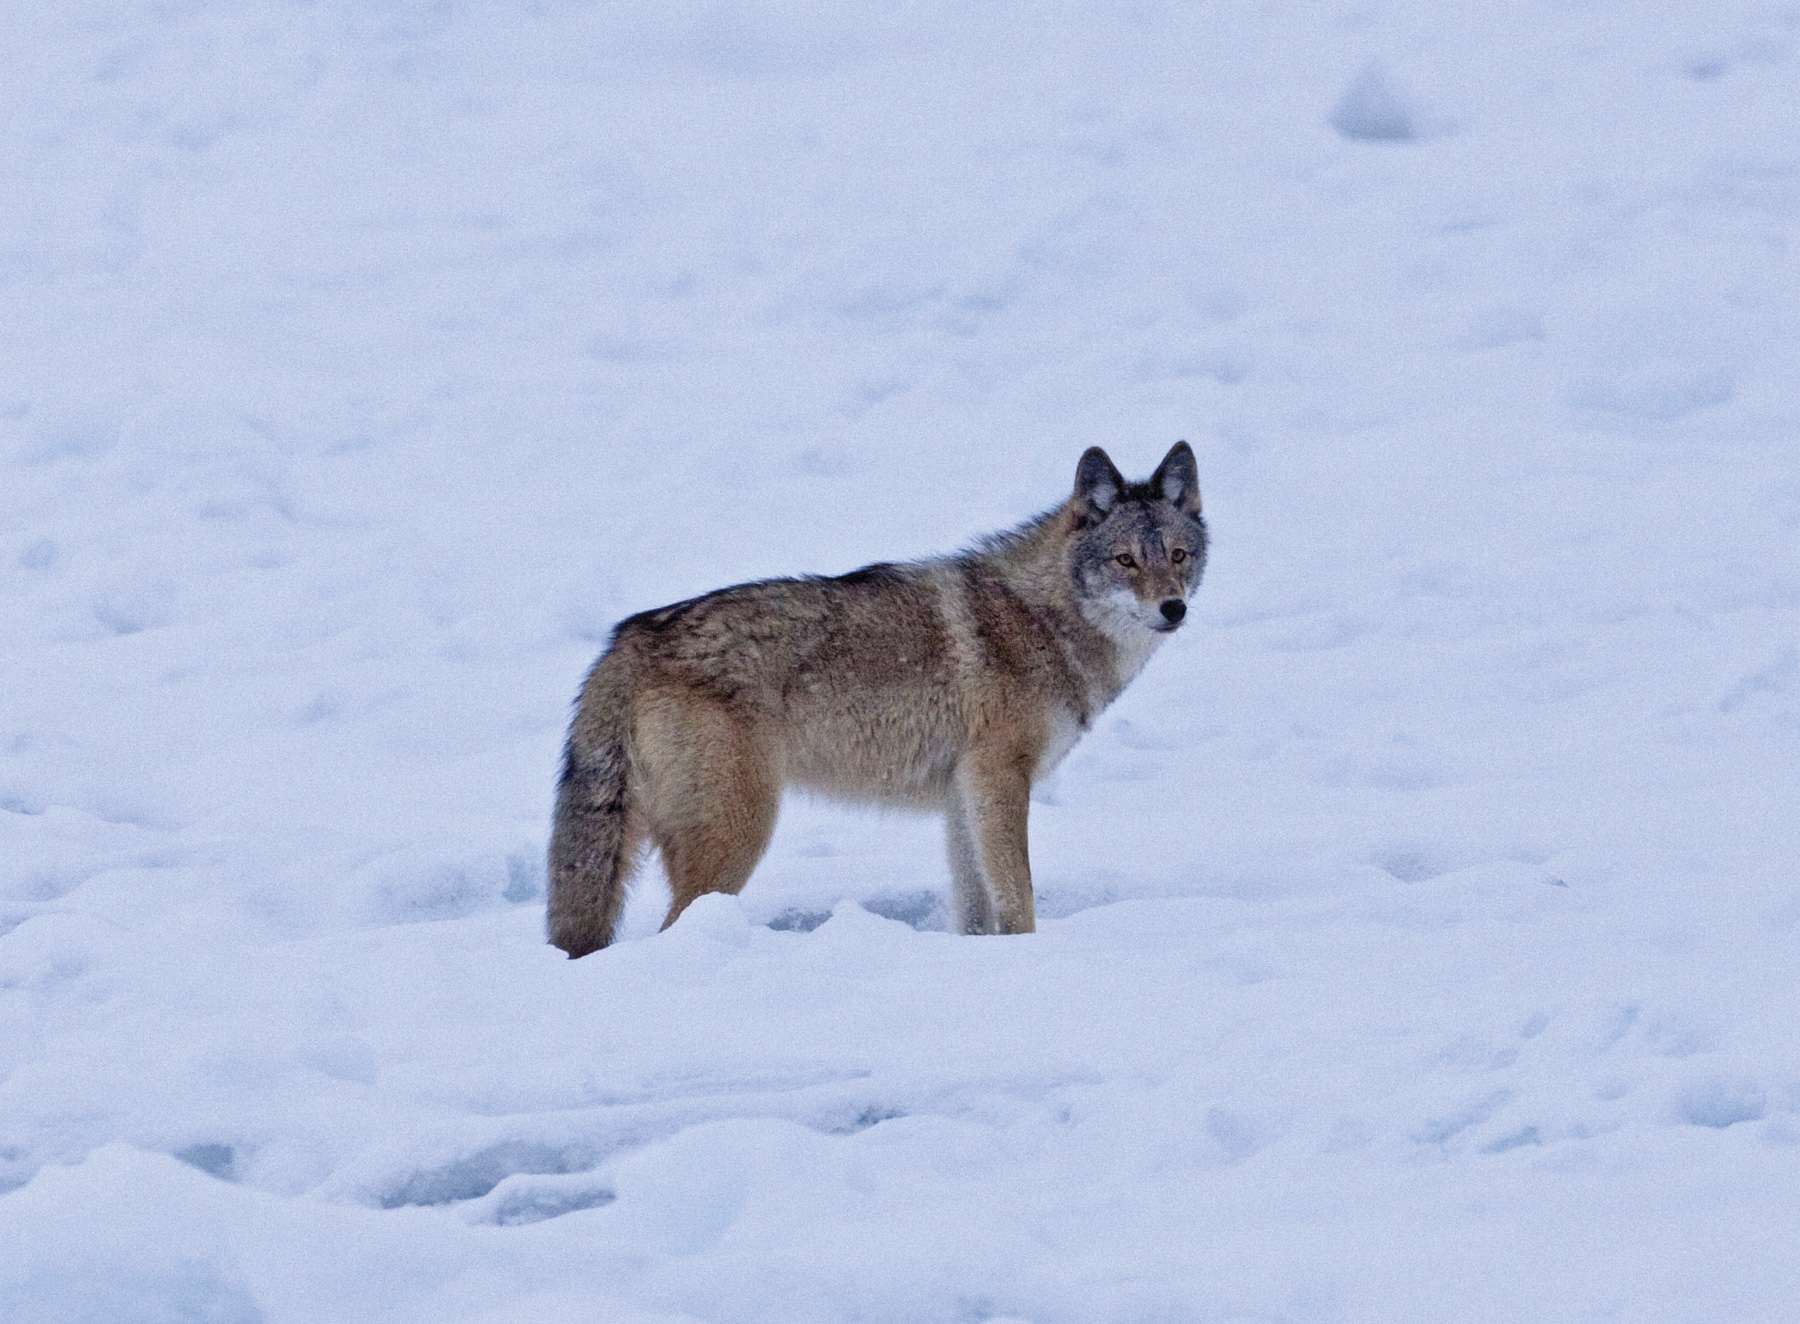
[1035,708,1087,781]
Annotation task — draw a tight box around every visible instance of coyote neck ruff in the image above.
[548,442,1208,957]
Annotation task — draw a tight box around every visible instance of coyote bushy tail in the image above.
[547,652,636,958]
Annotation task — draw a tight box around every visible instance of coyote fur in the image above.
[548,443,1207,957]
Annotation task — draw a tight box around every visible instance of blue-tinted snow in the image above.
[3,3,1798,1321]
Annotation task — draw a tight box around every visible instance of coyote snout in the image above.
[548,442,1208,957]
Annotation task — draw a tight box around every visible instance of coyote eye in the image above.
[1171,549,1188,564]
[1114,553,1137,569]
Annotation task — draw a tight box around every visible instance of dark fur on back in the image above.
[611,561,913,642]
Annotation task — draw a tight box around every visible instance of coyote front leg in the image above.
[954,748,1036,935]
[945,796,997,935]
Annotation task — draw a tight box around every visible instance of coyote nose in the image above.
[1159,599,1186,624]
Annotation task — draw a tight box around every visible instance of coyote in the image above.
[548,443,1206,957]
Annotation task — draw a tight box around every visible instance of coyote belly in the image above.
[548,443,1207,957]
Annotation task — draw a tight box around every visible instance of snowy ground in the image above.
[4,2,1800,1320]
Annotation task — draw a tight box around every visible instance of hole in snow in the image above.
[817,1103,907,1135]
[1374,847,1439,884]
[862,888,947,931]
[1482,1125,1542,1154]
[174,1142,239,1181]
[769,888,946,933]
[1329,65,1418,142]
[377,1141,594,1209]
[767,906,831,933]
[489,1181,616,1227]
[1676,1077,1766,1129]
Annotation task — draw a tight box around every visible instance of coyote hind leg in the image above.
[636,690,779,932]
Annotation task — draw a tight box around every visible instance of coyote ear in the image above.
[1150,440,1201,515]
[1074,446,1125,518]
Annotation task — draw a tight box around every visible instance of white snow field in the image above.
[4,2,1799,1320]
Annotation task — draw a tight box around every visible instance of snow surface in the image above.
[4,2,1800,1320]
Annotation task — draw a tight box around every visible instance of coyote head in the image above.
[1068,442,1208,635]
